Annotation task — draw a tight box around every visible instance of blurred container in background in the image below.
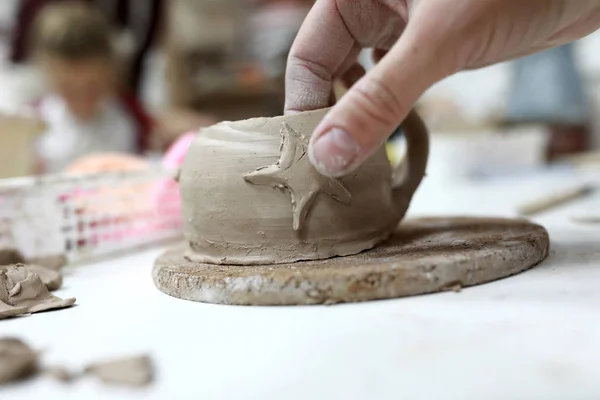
[0,112,45,178]
[165,0,311,121]
[425,125,550,181]
[504,44,591,159]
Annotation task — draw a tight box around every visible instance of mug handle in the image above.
[390,109,429,214]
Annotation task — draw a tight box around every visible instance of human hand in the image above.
[285,0,600,177]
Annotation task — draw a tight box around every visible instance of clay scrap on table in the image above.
[0,338,38,384]
[0,301,29,319]
[0,264,75,319]
[26,254,68,271]
[0,338,154,388]
[0,246,68,272]
[42,366,75,382]
[0,248,25,266]
[0,248,65,291]
[25,265,63,291]
[84,355,154,387]
[0,246,64,291]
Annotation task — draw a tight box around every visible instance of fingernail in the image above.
[309,128,359,177]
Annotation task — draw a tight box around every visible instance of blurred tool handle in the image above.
[555,150,600,167]
[571,215,600,224]
[517,184,593,216]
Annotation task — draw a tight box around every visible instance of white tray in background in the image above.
[387,124,550,181]
[0,169,182,264]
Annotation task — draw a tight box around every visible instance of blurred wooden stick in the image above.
[517,184,594,216]
[555,150,600,166]
[571,215,600,224]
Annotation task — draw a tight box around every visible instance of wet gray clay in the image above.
[179,108,429,265]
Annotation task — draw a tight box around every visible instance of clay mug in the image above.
[179,107,429,265]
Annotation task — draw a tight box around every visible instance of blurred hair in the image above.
[32,1,113,62]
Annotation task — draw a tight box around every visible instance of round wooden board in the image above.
[153,217,550,306]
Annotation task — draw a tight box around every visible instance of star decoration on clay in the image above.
[243,122,352,231]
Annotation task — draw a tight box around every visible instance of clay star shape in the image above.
[244,122,352,231]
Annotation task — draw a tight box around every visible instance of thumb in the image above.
[308,25,448,177]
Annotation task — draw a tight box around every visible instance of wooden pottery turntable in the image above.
[153,217,549,305]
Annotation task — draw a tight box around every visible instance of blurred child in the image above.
[29,1,152,174]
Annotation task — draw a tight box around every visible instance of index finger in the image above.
[284,0,356,114]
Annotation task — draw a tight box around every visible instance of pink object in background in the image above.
[162,132,196,171]
[154,132,196,218]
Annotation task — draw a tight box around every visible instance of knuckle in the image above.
[287,54,333,84]
[285,54,335,112]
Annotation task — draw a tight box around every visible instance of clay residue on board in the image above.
[84,355,154,387]
[0,264,75,318]
[0,338,38,383]
[244,122,352,231]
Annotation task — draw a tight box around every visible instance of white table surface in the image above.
[2,167,600,400]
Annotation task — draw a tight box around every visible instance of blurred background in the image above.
[0,0,599,180]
